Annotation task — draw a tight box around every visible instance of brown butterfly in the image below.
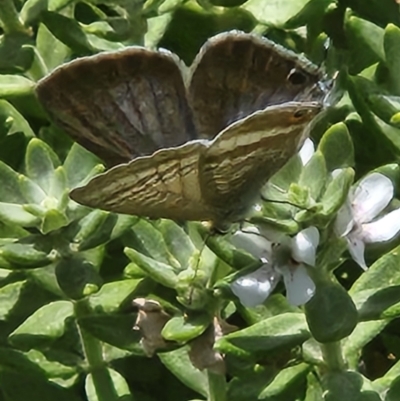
[36,31,328,231]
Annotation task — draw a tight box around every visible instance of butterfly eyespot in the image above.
[287,69,308,86]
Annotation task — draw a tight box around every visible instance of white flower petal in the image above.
[230,228,272,262]
[280,264,316,306]
[231,265,281,307]
[346,233,367,270]
[361,208,400,243]
[291,227,319,266]
[352,173,393,223]
[299,138,315,165]
[335,200,355,237]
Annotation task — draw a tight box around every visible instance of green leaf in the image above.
[25,138,59,194]
[0,369,82,401]
[55,256,103,300]
[0,33,34,74]
[259,363,310,399]
[86,368,134,401]
[344,15,384,74]
[299,150,327,201]
[78,313,141,353]
[127,219,181,268]
[350,244,400,320]
[216,313,309,359]
[384,24,400,96]
[0,100,34,138]
[64,143,102,189]
[0,75,35,97]
[0,160,26,203]
[41,11,95,55]
[305,280,358,343]
[318,122,354,171]
[343,320,389,370]
[323,371,381,401]
[320,167,354,216]
[124,247,178,288]
[0,242,53,268]
[89,279,142,313]
[305,371,324,401]
[162,313,211,342]
[73,212,138,251]
[0,280,27,319]
[156,219,196,269]
[41,208,69,234]
[9,300,74,349]
[36,23,71,72]
[243,0,310,27]
[159,346,208,398]
[0,203,40,226]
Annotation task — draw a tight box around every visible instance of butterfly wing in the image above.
[70,141,217,222]
[36,48,197,166]
[199,102,321,224]
[189,31,325,139]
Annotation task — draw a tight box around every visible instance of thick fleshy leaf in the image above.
[384,24,400,96]
[55,257,102,300]
[244,0,310,27]
[343,320,389,370]
[299,150,327,201]
[162,313,211,342]
[86,368,133,401]
[305,280,358,343]
[159,347,208,398]
[318,122,354,171]
[89,279,142,313]
[0,281,27,319]
[41,11,94,55]
[350,244,400,320]
[9,301,74,349]
[216,313,309,358]
[0,75,35,97]
[25,139,59,195]
[124,247,178,288]
[0,242,53,268]
[344,15,384,74]
[63,143,102,189]
[259,363,310,399]
[78,313,141,353]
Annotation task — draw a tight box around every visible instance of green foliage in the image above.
[0,0,399,401]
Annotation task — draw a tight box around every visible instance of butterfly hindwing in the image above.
[70,141,217,222]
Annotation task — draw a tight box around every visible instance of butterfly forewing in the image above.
[199,102,320,224]
[188,32,325,139]
[36,48,197,166]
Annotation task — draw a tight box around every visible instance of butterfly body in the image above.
[36,31,328,229]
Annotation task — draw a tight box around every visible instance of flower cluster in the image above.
[230,140,400,307]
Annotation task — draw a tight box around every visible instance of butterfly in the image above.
[36,31,328,232]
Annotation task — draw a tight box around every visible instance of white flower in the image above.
[298,138,315,165]
[335,172,400,270]
[230,227,319,307]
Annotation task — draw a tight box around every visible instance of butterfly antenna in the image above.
[260,194,313,212]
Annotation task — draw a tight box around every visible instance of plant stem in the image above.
[320,341,346,372]
[0,0,28,34]
[207,370,227,401]
[75,299,119,401]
